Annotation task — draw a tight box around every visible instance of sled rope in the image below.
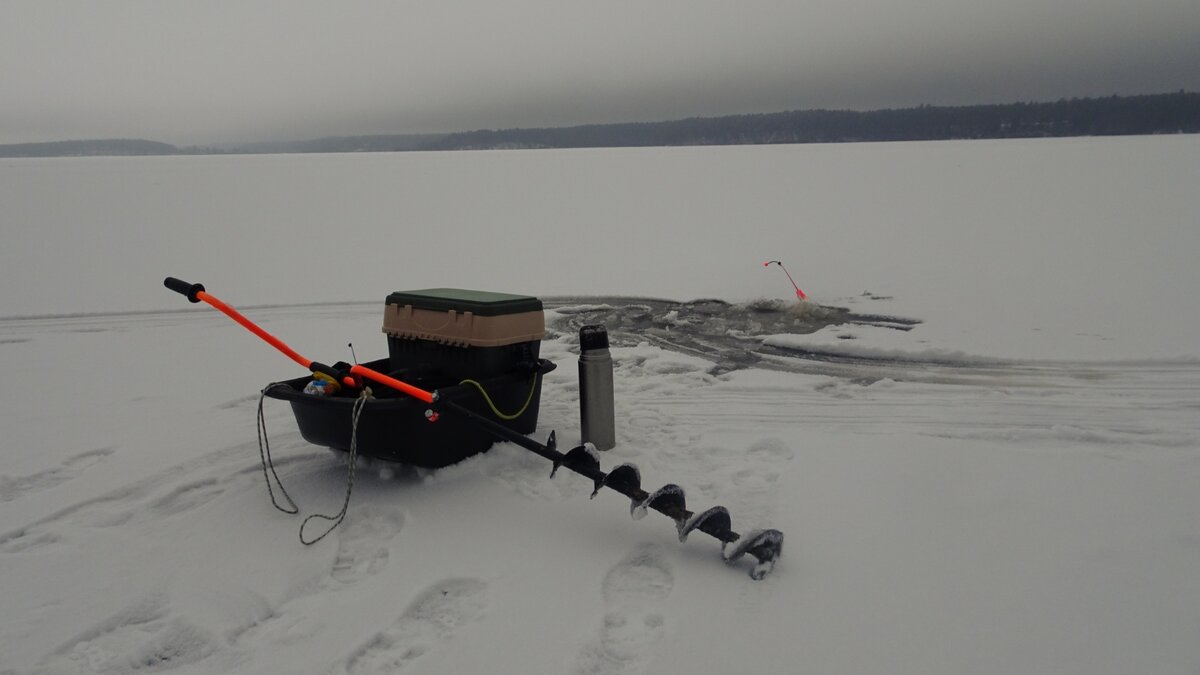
[298,388,372,545]
[256,384,372,544]
[257,383,299,515]
[459,372,540,421]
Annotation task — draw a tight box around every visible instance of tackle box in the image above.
[383,288,545,380]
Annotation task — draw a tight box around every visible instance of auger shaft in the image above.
[448,400,726,534]
[441,400,783,578]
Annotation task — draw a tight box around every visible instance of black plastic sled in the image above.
[263,357,556,468]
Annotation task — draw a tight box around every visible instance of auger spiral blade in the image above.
[552,444,601,478]
[678,505,731,543]
[722,529,784,580]
[591,462,640,499]
[633,483,686,521]
[440,400,783,579]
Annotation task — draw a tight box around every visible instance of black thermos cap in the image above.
[580,324,609,351]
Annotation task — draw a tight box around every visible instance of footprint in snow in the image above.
[330,505,406,585]
[715,437,793,529]
[146,478,227,517]
[1,530,61,554]
[70,475,231,529]
[34,594,218,675]
[745,437,794,463]
[571,544,674,675]
[228,505,407,650]
[0,483,153,555]
[343,578,489,674]
[0,447,116,504]
[1,444,274,562]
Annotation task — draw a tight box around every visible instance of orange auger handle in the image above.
[349,365,436,404]
[163,277,435,404]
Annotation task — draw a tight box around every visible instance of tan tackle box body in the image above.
[382,288,544,379]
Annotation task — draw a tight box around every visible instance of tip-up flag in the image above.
[763,260,806,300]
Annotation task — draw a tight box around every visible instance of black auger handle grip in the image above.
[164,277,206,303]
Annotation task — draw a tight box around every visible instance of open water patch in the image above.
[544,296,921,375]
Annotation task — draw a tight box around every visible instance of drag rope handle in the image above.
[256,383,299,515]
[299,390,371,546]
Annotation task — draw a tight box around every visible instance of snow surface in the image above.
[1,137,1199,674]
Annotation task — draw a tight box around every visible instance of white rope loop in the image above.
[257,383,374,545]
[257,383,299,514]
[298,387,372,545]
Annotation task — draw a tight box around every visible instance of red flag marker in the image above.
[763,260,807,300]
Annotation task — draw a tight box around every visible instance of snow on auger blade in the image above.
[442,399,784,579]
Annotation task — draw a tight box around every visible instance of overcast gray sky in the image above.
[2,0,1198,145]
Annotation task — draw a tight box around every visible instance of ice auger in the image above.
[441,403,784,579]
[164,277,784,579]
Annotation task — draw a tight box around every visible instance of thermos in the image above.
[578,324,615,450]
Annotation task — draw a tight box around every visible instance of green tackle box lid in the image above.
[385,288,543,316]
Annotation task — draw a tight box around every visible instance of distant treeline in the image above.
[0,138,179,158]
[3,92,1196,158]
[201,134,446,155]
[0,134,443,158]
[429,91,1200,150]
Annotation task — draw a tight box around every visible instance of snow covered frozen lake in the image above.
[1,137,1198,674]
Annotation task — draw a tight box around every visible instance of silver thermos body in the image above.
[578,324,616,450]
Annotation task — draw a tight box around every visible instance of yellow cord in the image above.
[460,373,540,420]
